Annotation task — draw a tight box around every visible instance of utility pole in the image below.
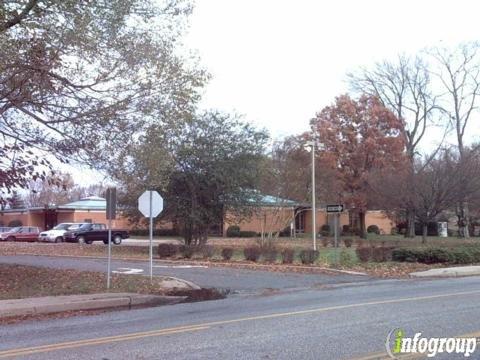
[311,139,316,251]
[304,139,317,251]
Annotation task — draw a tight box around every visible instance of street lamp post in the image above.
[311,140,316,251]
[304,140,317,251]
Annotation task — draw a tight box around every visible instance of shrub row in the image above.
[392,246,480,265]
[158,244,322,265]
[321,237,355,248]
[130,228,179,237]
[355,246,395,263]
[158,243,228,260]
[299,249,319,264]
[225,226,258,238]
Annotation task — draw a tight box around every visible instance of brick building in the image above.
[0,197,130,231]
[0,196,395,236]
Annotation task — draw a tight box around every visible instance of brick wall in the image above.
[365,211,394,234]
[224,207,296,235]
[303,209,395,235]
[0,212,30,228]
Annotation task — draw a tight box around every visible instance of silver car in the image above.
[38,223,78,243]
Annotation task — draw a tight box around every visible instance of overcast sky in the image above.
[71,0,480,185]
[184,0,480,143]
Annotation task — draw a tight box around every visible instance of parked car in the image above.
[63,223,129,245]
[38,223,85,243]
[0,226,41,242]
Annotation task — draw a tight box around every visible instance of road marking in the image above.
[1,289,480,358]
[112,268,144,274]
[154,265,208,269]
[348,330,480,360]
[0,326,209,359]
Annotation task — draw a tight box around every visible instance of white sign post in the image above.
[138,190,163,281]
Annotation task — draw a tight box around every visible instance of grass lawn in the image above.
[2,235,478,278]
[0,242,150,259]
[0,264,177,300]
[208,234,480,249]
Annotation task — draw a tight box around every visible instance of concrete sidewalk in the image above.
[410,265,480,278]
[0,293,186,319]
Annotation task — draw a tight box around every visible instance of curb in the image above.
[0,293,186,319]
[410,265,480,278]
[2,252,368,276]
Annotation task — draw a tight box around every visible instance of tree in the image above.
[255,139,308,243]
[111,111,269,245]
[312,95,406,238]
[429,42,480,238]
[9,190,26,209]
[348,55,439,238]
[0,0,207,197]
[24,172,74,207]
[63,183,108,202]
[256,135,343,239]
[412,147,480,243]
[258,136,311,203]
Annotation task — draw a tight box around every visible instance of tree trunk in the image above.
[406,208,416,238]
[183,222,192,245]
[359,211,367,239]
[457,201,470,238]
[422,223,428,244]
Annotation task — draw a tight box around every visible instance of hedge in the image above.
[244,247,261,262]
[238,231,258,238]
[392,246,480,265]
[157,243,180,258]
[226,225,240,237]
[356,246,394,262]
[367,225,380,234]
[299,249,319,265]
[129,228,179,237]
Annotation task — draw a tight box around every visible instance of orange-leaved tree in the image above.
[311,94,406,238]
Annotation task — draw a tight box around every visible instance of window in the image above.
[84,219,92,223]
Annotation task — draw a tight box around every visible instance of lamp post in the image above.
[304,140,316,251]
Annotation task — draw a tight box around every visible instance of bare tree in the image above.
[348,55,439,238]
[413,146,480,243]
[25,172,74,207]
[256,138,308,243]
[429,42,480,237]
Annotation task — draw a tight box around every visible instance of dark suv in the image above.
[63,223,129,245]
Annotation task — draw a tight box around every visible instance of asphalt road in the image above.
[0,255,372,293]
[1,255,480,359]
[1,274,480,359]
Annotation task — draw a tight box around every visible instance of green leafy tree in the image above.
[0,0,207,196]
[111,111,269,245]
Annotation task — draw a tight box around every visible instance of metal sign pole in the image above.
[149,191,153,282]
[311,140,316,251]
[334,213,338,266]
[107,191,112,289]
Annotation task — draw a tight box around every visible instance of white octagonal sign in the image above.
[138,190,163,218]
